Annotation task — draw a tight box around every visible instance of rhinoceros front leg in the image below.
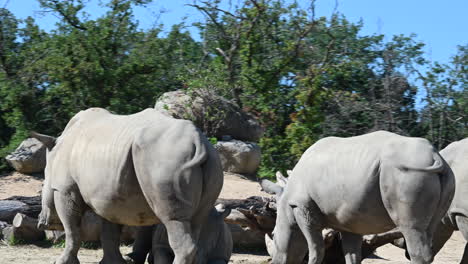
[455,215,468,264]
[341,232,362,264]
[53,190,84,264]
[100,218,127,264]
[125,225,154,264]
[293,206,324,264]
[152,247,174,264]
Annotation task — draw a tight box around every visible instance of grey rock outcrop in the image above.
[155,90,263,142]
[6,138,46,174]
[215,140,261,175]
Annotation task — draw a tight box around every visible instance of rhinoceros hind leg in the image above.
[164,220,197,264]
[54,190,84,264]
[399,227,433,264]
[100,218,127,264]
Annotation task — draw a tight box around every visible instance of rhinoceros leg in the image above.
[293,206,324,264]
[399,227,433,264]
[54,190,84,264]
[163,220,198,264]
[455,215,468,264]
[431,221,454,257]
[100,218,127,264]
[125,225,154,264]
[152,247,173,264]
[341,232,362,264]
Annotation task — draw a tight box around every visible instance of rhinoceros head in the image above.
[199,204,233,261]
[260,171,308,263]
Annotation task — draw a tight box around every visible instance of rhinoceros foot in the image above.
[54,254,79,264]
[99,256,131,264]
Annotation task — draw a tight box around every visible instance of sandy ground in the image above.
[0,172,465,263]
[0,172,43,199]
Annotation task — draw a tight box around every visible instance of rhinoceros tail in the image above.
[180,131,208,172]
[172,130,209,207]
[399,152,445,173]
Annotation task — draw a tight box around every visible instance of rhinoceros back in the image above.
[47,108,216,226]
[287,131,451,234]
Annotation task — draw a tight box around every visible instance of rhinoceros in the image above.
[261,131,455,264]
[425,138,468,261]
[385,138,468,262]
[126,204,233,264]
[34,108,224,264]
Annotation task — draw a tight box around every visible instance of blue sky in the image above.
[4,0,467,65]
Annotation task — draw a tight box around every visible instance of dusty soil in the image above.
[0,172,465,263]
[0,172,43,199]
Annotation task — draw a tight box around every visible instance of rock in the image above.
[215,140,261,175]
[154,90,263,142]
[5,138,46,174]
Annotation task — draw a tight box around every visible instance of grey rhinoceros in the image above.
[424,138,468,262]
[387,138,468,263]
[34,108,224,264]
[126,204,233,264]
[261,131,455,264]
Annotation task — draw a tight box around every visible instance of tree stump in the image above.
[2,213,45,243]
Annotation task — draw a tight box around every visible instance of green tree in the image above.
[420,44,467,149]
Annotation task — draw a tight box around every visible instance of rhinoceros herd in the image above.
[30,107,467,264]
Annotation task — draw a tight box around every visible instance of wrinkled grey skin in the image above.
[127,204,233,264]
[35,108,224,264]
[262,131,455,264]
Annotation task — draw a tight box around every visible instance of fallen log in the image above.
[2,213,45,243]
[0,195,42,223]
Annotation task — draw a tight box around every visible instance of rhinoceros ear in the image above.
[276,171,289,188]
[30,131,56,150]
[215,204,231,219]
[259,179,284,196]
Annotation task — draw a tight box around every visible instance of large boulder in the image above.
[6,138,46,174]
[154,90,263,142]
[215,140,261,175]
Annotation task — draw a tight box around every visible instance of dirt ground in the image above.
[0,172,466,263]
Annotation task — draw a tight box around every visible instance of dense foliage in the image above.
[0,0,466,177]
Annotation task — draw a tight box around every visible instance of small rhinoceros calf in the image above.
[126,204,233,264]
